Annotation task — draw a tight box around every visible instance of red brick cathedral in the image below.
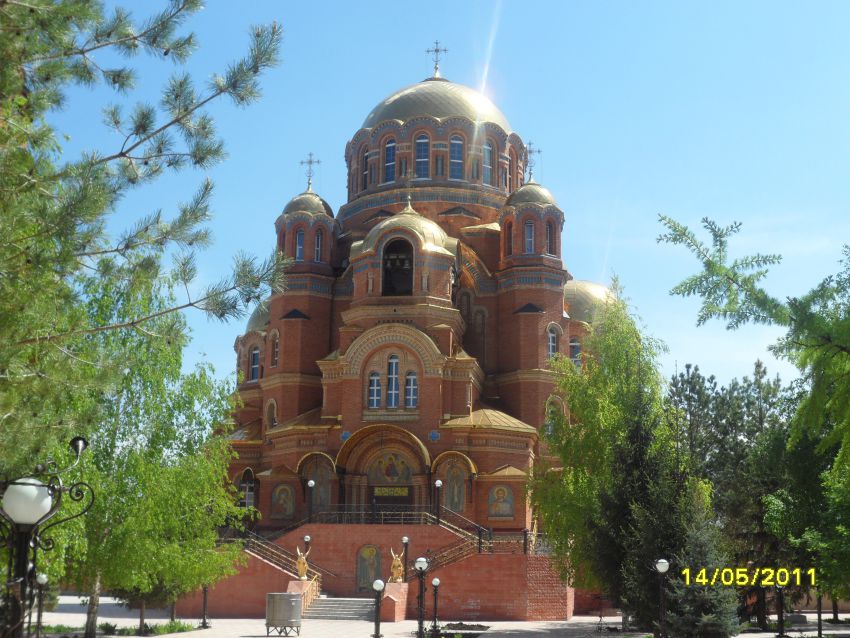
[186,63,610,622]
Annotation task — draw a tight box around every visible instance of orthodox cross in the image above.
[426,40,448,78]
[300,152,321,190]
[526,141,542,181]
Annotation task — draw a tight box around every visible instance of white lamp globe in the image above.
[401,536,409,544]
[373,579,385,592]
[307,479,315,488]
[434,479,443,488]
[414,557,428,572]
[303,535,311,543]
[655,558,670,574]
[36,573,48,586]
[2,478,52,525]
[432,577,440,587]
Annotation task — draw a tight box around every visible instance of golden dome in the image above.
[282,186,333,217]
[563,280,611,324]
[361,77,511,132]
[351,200,456,259]
[245,298,270,333]
[505,181,558,207]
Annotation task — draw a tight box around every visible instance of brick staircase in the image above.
[303,595,375,620]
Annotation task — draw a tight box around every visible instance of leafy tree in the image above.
[659,216,850,604]
[0,0,285,473]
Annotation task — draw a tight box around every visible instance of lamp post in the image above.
[401,536,410,581]
[430,577,440,638]
[433,480,442,526]
[372,579,384,638]
[414,557,428,638]
[201,585,209,629]
[34,573,47,638]
[654,558,669,638]
[1,437,93,638]
[303,534,311,553]
[306,479,315,523]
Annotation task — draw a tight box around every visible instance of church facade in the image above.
[208,63,610,621]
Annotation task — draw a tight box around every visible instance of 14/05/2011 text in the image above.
[681,567,815,587]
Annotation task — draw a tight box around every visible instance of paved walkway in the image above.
[41,596,850,638]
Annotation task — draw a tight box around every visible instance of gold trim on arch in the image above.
[296,451,337,474]
[431,450,478,474]
[335,424,430,471]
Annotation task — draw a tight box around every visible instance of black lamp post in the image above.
[1,437,93,638]
[433,480,442,526]
[654,558,669,638]
[35,572,47,638]
[372,579,384,638]
[401,536,410,581]
[430,577,440,638]
[414,557,429,638]
[306,479,315,523]
[201,585,209,629]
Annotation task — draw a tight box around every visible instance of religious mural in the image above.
[307,462,333,512]
[356,544,381,592]
[488,485,514,518]
[270,483,294,519]
[444,463,466,512]
[367,452,413,484]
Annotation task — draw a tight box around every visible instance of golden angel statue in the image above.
[389,547,404,583]
[296,545,311,580]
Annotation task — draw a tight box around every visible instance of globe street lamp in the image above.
[434,480,443,526]
[35,573,48,638]
[372,579,384,638]
[414,557,429,638]
[654,558,669,638]
[401,536,410,581]
[306,479,315,523]
[0,437,93,638]
[303,535,311,553]
[430,577,441,638]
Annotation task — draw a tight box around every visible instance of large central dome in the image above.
[361,77,511,132]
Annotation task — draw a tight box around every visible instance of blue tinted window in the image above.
[450,136,464,179]
[415,135,429,178]
[384,139,396,182]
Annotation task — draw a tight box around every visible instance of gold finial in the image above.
[526,141,542,182]
[426,40,448,78]
[300,152,321,191]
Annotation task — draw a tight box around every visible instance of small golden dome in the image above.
[505,181,558,208]
[282,186,333,217]
[245,298,270,333]
[563,280,611,324]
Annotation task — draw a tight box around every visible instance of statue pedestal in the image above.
[381,582,409,622]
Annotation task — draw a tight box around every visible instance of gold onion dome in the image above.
[505,180,558,207]
[282,184,333,217]
[352,199,455,258]
[361,77,511,132]
[246,298,270,333]
[563,280,612,324]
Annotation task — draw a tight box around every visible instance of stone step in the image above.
[305,597,375,620]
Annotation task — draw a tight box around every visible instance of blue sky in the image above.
[51,1,850,386]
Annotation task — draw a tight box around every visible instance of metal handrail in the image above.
[244,531,336,579]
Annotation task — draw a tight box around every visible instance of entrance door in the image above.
[370,485,413,507]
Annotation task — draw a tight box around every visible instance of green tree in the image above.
[0,0,285,473]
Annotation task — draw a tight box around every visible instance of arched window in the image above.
[449,136,464,179]
[384,138,396,182]
[314,230,324,262]
[387,355,400,408]
[238,468,256,508]
[362,149,369,190]
[249,347,260,381]
[483,142,493,185]
[569,337,581,367]
[266,401,277,427]
[524,221,534,253]
[295,229,305,261]
[368,372,381,408]
[546,222,555,255]
[505,222,513,255]
[271,334,279,367]
[508,149,516,191]
[382,239,413,296]
[405,372,418,408]
[544,402,560,439]
[415,134,430,178]
[547,327,559,359]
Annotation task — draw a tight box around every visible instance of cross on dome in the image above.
[526,141,542,182]
[425,40,448,78]
[300,152,321,191]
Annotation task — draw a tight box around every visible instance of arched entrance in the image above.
[335,425,430,509]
